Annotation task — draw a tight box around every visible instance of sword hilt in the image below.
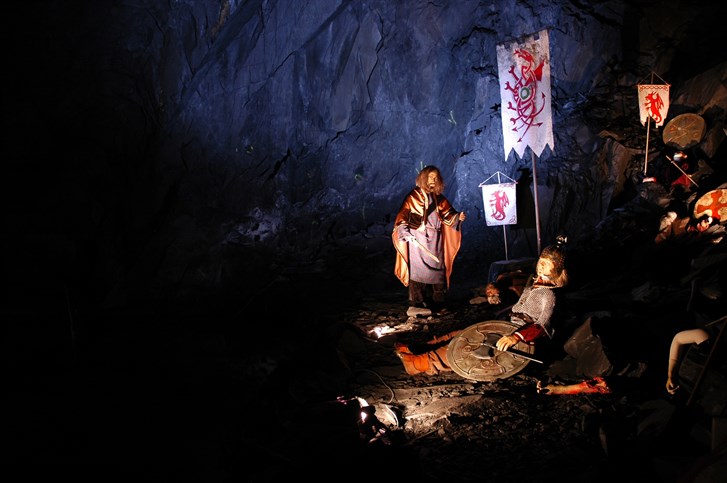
[480,341,542,364]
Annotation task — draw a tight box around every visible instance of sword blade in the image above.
[410,237,441,263]
[481,341,543,363]
[669,158,699,187]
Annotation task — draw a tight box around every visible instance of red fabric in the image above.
[539,377,611,395]
[514,323,545,342]
[670,163,692,189]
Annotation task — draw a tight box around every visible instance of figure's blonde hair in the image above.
[539,235,569,287]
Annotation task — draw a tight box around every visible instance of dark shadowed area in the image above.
[3,1,726,480]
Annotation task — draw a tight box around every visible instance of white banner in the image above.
[481,182,517,226]
[496,29,553,160]
[638,84,670,127]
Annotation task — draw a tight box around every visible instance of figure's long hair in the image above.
[416,165,445,195]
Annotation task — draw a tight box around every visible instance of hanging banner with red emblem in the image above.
[496,29,554,160]
[481,182,517,226]
[638,84,670,127]
[479,172,517,226]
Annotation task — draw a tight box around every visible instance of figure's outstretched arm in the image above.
[666,328,709,394]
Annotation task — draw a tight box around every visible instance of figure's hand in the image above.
[496,335,519,351]
[459,212,467,221]
[666,377,679,395]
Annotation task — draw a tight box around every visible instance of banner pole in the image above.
[643,71,655,176]
[502,225,509,260]
[531,151,542,255]
[644,117,651,175]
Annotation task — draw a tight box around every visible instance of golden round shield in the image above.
[447,320,536,381]
[662,113,706,149]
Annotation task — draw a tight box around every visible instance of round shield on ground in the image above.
[446,320,535,382]
[693,188,727,223]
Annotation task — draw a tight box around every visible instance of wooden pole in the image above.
[502,225,509,260]
[496,171,509,260]
[531,150,542,255]
[643,72,655,176]
[643,116,651,176]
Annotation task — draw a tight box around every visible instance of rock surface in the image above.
[5,1,727,307]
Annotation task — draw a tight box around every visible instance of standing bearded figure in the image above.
[393,165,466,316]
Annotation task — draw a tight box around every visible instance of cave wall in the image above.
[5,0,727,307]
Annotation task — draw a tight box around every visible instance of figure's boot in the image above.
[407,306,432,317]
[394,342,452,375]
[394,343,433,375]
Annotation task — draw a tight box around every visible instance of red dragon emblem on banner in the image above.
[480,180,517,226]
[489,189,510,221]
[637,83,670,127]
[505,48,545,142]
[644,91,665,125]
[497,29,553,159]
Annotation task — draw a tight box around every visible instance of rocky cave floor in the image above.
[236,272,724,483]
[192,230,724,482]
[6,215,727,481]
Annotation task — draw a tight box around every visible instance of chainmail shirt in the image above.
[510,282,557,338]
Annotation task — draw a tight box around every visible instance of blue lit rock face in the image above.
[6,1,727,307]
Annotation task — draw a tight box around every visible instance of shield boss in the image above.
[447,320,535,381]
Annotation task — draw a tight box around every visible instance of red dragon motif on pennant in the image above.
[644,91,665,124]
[488,189,510,221]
